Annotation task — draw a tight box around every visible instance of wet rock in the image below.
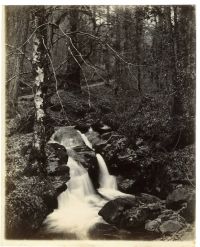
[71,146,100,189]
[93,140,108,153]
[51,179,67,195]
[91,121,112,135]
[99,124,194,199]
[145,208,186,236]
[48,165,69,176]
[159,220,183,234]
[50,126,85,148]
[84,129,102,148]
[117,176,136,193]
[120,206,151,229]
[46,143,68,165]
[137,193,162,204]
[45,143,69,192]
[98,197,138,226]
[74,123,90,133]
[166,186,194,211]
[178,192,195,223]
[100,134,130,169]
[145,219,161,233]
[99,194,162,231]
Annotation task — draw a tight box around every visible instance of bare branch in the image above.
[58,26,106,83]
[6,71,33,84]
[54,56,69,73]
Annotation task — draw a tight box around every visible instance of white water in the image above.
[96,153,117,189]
[77,130,94,150]
[44,128,131,239]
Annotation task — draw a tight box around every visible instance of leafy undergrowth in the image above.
[6,85,195,240]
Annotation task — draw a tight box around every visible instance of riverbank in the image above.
[5,85,195,240]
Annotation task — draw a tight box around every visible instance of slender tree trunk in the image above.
[6,6,30,116]
[31,7,48,174]
[114,8,122,92]
[69,6,81,92]
[165,7,182,116]
[104,6,111,85]
[135,7,143,92]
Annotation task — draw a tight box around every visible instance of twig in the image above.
[58,26,106,83]
[172,129,182,151]
[6,71,33,83]
[54,56,69,73]
[18,22,50,49]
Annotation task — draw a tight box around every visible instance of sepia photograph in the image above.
[2,3,196,245]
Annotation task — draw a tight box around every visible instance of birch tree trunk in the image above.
[31,7,48,174]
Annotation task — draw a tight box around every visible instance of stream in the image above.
[43,127,130,239]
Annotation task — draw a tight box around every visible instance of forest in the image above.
[5,5,195,241]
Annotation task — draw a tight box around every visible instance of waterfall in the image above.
[44,127,129,239]
[77,130,94,150]
[44,156,106,239]
[96,153,117,189]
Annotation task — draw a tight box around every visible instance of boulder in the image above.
[159,220,183,234]
[45,143,70,193]
[166,185,195,223]
[145,219,161,233]
[74,123,90,133]
[98,197,138,227]
[166,186,194,211]
[117,176,136,193]
[51,179,67,195]
[99,194,162,231]
[137,193,162,204]
[145,208,186,236]
[120,206,151,229]
[46,143,68,165]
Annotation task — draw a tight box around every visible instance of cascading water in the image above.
[44,127,130,239]
[96,153,117,189]
[44,155,106,239]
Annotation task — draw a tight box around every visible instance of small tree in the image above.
[31,7,48,174]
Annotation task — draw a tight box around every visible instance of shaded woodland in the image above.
[5,5,195,240]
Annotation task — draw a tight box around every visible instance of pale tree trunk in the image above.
[31,7,48,174]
